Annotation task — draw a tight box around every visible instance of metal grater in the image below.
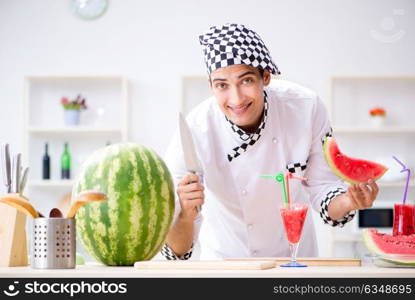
[31,218,76,269]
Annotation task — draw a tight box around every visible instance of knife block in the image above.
[0,194,29,267]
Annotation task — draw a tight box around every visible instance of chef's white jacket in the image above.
[164,79,355,259]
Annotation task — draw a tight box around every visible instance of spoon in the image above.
[49,208,63,218]
[0,193,39,218]
[66,190,107,218]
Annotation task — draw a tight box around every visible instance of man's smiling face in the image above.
[210,64,271,133]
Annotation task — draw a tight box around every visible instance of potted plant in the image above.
[61,94,87,126]
[369,107,386,128]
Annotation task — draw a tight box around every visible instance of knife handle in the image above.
[190,171,203,213]
[19,167,29,195]
[1,144,12,193]
[14,153,21,193]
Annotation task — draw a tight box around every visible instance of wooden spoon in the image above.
[49,208,63,218]
[66,190,107,218]
[0,193,39,218]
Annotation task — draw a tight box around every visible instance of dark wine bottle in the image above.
[42,142,50,179]
[61,142,71,179]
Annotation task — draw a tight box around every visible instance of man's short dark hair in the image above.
[209,66,266,85]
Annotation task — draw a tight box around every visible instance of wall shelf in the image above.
[23,75,129,214]
[331,234,362,242]
[335,127,415,134]
[28,127,122,134]
[29,180,74,187]
[377,181,415,187]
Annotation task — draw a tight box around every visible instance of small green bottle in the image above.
[61,142,71,179]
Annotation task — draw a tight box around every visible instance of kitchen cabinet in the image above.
[20,76,128,262]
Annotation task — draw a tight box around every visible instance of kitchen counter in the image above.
[1,263,414,278]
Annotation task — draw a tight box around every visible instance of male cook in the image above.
[160,23,379,260]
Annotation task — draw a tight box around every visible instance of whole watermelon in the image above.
[72,143,175,266]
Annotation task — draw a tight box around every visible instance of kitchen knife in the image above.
[179,112,203,212]
[19,167,29,195]
[12,153,21,193]
[1,143,12,193]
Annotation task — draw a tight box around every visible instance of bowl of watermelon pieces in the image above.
[362,229,415,268]
[365,253,415,268]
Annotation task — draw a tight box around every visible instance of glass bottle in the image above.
[42,142,50,179]
[61,142,71,179]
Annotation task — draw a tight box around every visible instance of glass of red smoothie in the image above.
[280,203,308,267]
[393,204,415,236]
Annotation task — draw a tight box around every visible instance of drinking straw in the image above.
[285,173,291,207]
[260,173,288,207]
[392,156,411,205]
[285,173,309,207]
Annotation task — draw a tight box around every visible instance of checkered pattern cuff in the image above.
[320,187,356,227]
[199,23,280,75]
[286,159,309,173]
[226,92,268,162]
[160,243,193,260]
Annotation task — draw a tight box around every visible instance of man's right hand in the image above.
[177,173,204,220]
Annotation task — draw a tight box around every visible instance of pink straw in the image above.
[392,156,411,205]
[285,173,308,208]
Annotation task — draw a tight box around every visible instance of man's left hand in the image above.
[346,179,379,210]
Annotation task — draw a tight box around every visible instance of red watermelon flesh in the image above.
[362,229,415,265]
[323,137,388,184]
[363,229,415,255]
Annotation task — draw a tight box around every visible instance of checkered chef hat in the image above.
[199,23,281,75]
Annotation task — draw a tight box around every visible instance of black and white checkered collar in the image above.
[226,91,269,162]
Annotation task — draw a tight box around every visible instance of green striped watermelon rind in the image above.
[362,229,415,266]
[323,137,388,184]
[72,143,175,266]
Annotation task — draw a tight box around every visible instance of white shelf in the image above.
[26,75,126,80]
[28,127,122,134]
[335,127,415,134]
[332,234,361,242]
[377,181,415,187]
[28,180,74,187]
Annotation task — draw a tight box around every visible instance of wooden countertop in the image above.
[1,263,414,278]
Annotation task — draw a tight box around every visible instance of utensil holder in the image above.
[0,193,29,267]
[31,218,76,269]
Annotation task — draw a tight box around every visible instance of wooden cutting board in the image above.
[134,260,276,270]
[226,257,361,267]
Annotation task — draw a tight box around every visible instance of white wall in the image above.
[1,0,414,257]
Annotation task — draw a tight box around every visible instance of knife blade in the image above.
[179,112,203,212]
[1,143,12,193]
[179,113,203,173]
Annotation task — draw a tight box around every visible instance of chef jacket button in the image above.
[241,189,247,196]
[272,137,278,144]
[247,224,253,230]
[252,250,257,255]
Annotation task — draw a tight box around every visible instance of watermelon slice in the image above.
[362,228,415,266]
[323,137,388,184]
